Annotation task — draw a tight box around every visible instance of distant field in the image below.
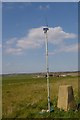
[2,74,80,118]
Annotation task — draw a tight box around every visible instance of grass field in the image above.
[2,74,80,119]
[0,76,2,120]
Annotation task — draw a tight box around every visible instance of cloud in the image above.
[4,26,77,55]
[49,43,78,55]
[6,47,23,55]
[6,37,17,45]
[64,43,78,52]
[16,27,44,49]
[48,27,76,45]
[5,38,22,55]
[39,5,50,10]
[16,26,76,48]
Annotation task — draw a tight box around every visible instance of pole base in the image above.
[39,107,54,114]
[39,109,50,114]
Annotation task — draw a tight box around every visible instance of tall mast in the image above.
[43,27,50,112]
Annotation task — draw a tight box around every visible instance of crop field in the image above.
[2,74,80,119]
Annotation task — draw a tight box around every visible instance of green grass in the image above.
[2,74,79,118]
[0,76,2,120]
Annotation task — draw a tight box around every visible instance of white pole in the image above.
[44,30,50,112]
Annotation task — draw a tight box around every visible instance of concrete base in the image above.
[57,85,76,111]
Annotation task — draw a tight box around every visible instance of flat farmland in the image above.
[2,74,80,119]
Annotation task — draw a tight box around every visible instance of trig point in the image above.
[57,85,76,111]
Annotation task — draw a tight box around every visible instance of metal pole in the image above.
[45,31,50,112]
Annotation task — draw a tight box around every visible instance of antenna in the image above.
[43,21,51,112]
[45,16,48,27]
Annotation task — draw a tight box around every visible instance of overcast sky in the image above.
[2,2,78,74]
